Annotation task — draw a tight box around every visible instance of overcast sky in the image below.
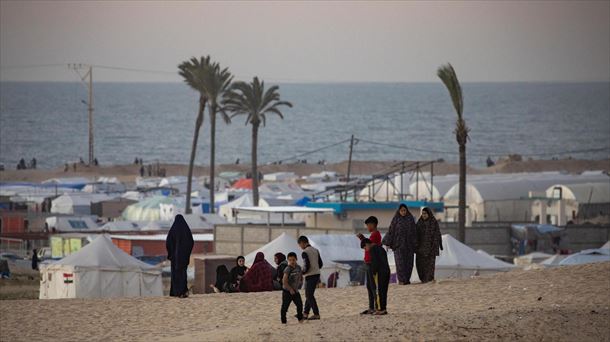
[1,1,609,82]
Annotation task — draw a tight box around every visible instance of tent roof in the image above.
[546,182,610,204]
[236,206,334,214]
[232,178,253,190]
[48,235,158,271]
[110,233,213,242]
[559,248,610,266]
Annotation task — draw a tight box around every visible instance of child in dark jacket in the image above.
[357,216,382,314]
[281,252,304,324]
[361,238,390,315]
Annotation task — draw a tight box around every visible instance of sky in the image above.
[1,1,609,83]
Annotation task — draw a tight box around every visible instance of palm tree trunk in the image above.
[251,122,260,206]
[186,97,205,215]
[458,143,466,242]
[209,105,216,214]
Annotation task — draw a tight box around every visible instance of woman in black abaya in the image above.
[166,214,194,298]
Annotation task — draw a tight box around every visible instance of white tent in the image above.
[218,194,271,221]
[51,193,114,215]
[558,248,610,266]
[540,254,569,267]
[244,233,352,288]
[39,235,162,299]
[406,235,516,282]
[602,241,610,249]
[513,252,554,266]
[45,216,99,232]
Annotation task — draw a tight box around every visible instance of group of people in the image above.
[356,205,442,317]
[165,204,442,323]
[16,157,36,170]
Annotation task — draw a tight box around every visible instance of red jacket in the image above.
[363,230,382,263]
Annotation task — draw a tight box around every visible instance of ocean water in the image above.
[1,82,609,169]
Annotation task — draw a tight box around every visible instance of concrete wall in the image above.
[564,224,610,251]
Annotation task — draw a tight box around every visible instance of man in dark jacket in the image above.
[361,238,390,315]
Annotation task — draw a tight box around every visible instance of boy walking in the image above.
[357,216,382,314]
[298,235,323,320]
[281,252,304,324]
[361,238,390,315]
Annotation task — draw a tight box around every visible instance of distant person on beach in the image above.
[72,163,77,172]
[79,157,85,164]
[93,158,98,166]
[64,163,69,172]
[274,252,288,290]
[134,157,139,164]
[166,214,194,298]
[210,265,230,293]
[139,165,145,177]
[416,207,443,283]
[280,252,304,324]
[30,158,37,169]
[486,156,495,167]
[298,235,323,320]
[229,256,248,291]
[361,238,390,315]
[357,216,382,314]
[31,249,39,270]
[240,252,274,293]
[383,204,417,285]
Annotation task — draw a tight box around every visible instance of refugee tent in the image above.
[121,196,202,221]
[540,254,568,267]
[513,252,554,266]
[602,241,610,249]
[244,233,352,288]
[39,235,162,299]
[51,193,114,215]
[558,248,610,266]
[218,194,271,221]
[45,216,99,232]
[406,235,516,282]
[231,178,253,190]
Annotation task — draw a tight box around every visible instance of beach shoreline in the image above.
[1,158,608,183]
[0,262,608,341]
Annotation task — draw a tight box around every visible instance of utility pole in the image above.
[69,64,94,165]
[346,135,355,183]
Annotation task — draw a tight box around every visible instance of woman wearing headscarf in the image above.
[229,256,248,292]
[165,214,194,298]
[240,252,274,292]
[273,252,288,290]
[211,265,231,293]
[382,204,417,284]
[416,207,443,283]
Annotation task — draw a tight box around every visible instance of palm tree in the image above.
[437,63,469,243]
[178,56,211,214]
[223,77,292,206]
[201,63,233,214]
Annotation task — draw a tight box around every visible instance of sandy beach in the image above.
[2,158,608,183]
[1,262,608,342]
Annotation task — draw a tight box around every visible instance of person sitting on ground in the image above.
[280,252,304,324]
[357,216,383,314]
[361,238,390,315]
[240,252,274,293]
[229,256,248,292]
[210,265,231,293]
[273,252,288,290]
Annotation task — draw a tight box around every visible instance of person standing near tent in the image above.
[31,249,39,270]
[361,238,390,315]
[383,204,417,285]
[280,252,304,324]
[357,216,382,314]
[298,235,323,320]
[166,214,194,298]
[416,207,443,283]
[273,252,288,290]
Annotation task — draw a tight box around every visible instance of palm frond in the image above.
[437,63,463,118]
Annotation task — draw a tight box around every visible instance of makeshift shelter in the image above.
[121,196,196,221]
[39,235,162,299]
[540,254,568,267]
[45,216,99,232]
[559,248,610,266]
[513,252,554,266]
[232,178,253,190]
[51,193,114,215]
[218,194,270,221]
[510,224,566,255]
[244,233,352,288]
[405,235,517,282]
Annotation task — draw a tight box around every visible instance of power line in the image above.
[269,138,352,164]
[358,138,609,157]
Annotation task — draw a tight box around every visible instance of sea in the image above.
[1,82,609,170]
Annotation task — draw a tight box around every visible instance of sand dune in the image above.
[1,262,608,342]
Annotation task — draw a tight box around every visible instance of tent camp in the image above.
[39,235,162,299]
[218,194,271,221]
[244,233,352,288]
